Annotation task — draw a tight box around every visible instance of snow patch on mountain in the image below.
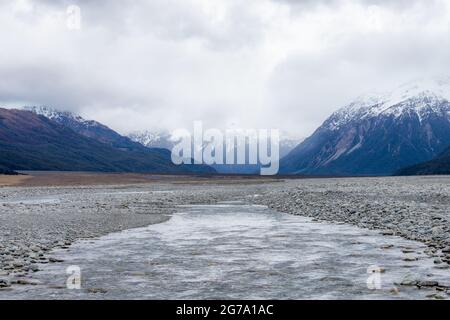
[128,130,175,150]
[129,129,303,157]
[23,106,103,128]
[328,76,450,130]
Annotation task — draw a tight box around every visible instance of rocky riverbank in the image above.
[255,176,450,267]
[1,175,449,296]
[0,182,256,289]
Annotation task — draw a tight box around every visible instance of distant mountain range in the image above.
[280,77,450,176]
[25,106,149,152]
[2,76,450,177]
[0,107,215,174]
[128,130,175,151]
[129,130,303,174]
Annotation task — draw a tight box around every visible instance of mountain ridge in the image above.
[24,106,150,152]
[0,107,215,174]
[281,78,450,176]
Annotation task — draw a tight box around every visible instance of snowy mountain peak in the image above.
[23,106,103,128]
[328,77,450,130]
[281,77,450,175]
[382,76,450,106]
[128,130,175,150]
[23,106,61,119]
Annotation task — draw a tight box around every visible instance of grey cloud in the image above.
[273,0,424,9]
[1,0,450,137]
[36,0,265,50]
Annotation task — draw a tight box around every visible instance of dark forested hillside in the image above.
[0,108,214,174]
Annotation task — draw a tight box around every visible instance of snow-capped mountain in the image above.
[129,129,302,157]
[128,130,176,151]
[279,135,304,158]
[24,105,98,125]
[327,77,450,130]
[281,77,450,175]
[2,107,216,174]
[129,129,303,173]
[24,106,159,152]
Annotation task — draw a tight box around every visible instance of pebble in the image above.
[87,288,108,294]
[30,265,39,272]
[48,285,66,289]
[442,246,450,254]
[13,278,41,286]
[0,279,11,288]
[435,286,448,292]
[390,287,399,294]
[418,280,439,287]
[403,256,418,262]
[400,279,418,286]
[399,274,420,286]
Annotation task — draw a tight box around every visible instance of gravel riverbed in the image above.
[1,175,449,296]
[255,176,450,267]
[0,183,254,289]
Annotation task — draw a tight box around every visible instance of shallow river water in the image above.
[3,202,449,299]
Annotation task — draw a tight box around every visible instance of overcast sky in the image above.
[1,0,450,137]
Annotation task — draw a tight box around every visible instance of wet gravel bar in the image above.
[1,175,449,297]
[256,176,450,266]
